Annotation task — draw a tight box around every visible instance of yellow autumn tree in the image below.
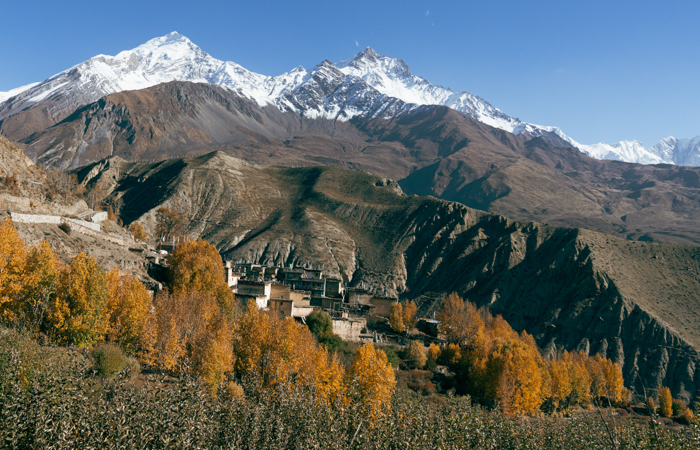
[565,351,592,406]
[658,386,673,417]
[168,238,234,309]
[129,223,147,241]
[405,340,428,369]
[0,218,28,323]
[488,337,546,415]
[389,302,405,333]
[48,252,108,347]
[347,343,396,418]
[402,300,418,330]
[155,207,187,239]
[192,313,234,394]
[585,354,625,404]
[232,302,345,402]
[106,268,152,355]
[601,358,625,403]
[427,342,441,369]
[437,293,485,348]
[548,357,572,410]
[141,289,232,383]
[17,241,62,332]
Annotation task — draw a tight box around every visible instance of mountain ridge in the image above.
[15,80,700,246]
[2,32,697,165]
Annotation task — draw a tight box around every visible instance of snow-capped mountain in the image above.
[336,47,519,131]
[565,136,700,166]
[0,82,40,104]
[1,32,698,166]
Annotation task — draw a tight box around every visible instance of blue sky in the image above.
[2,0,699,146]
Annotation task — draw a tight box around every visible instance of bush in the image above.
[225,381,245,401]
[672,398,686,416]
[306,310,332,337]
[318,331,342,353]
[93,343,128,378]
[646,396,656,415]
[405,340,428,369]
[382,347,401,368]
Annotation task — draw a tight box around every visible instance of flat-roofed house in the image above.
[224,262,242,288]
[325,278,344,298]
[235,293,269,309]
[269,298,293,319]
[236,280,272,309]
[369,295,396,317]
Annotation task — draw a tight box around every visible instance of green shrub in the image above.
[92,343,127,378]
[382,347,401,368]
[306,310,332,337]
[672,398,687,416]
[318,331,342,353]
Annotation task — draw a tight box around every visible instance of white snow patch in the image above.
[0,82,40,103]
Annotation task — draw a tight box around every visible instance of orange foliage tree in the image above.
[168,238,234,309]
[548,358,572,410]
[233,303,344,403]
[129,223,147,241]
[389,302,405,333]
[402,300,418,330]
[658,386,673,417]
[437,293,485,348]
[48,252,108,347]
[17,241,62,332]
[427,342,441,369]
[140,290,232,384]
[436,292,626,415]
[0,219,28,323]
[155,207,187,239]
[564,351,592,407]
[483,332,546,415]
[346,343,396,417]
[106,268,152,355]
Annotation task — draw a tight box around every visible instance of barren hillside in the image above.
[13,81,700,246]
[0,137,156,282]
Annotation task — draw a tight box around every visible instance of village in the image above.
[223,261,437,343]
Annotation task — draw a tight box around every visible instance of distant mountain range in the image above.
[1,32,698,166]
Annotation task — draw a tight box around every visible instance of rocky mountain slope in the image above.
[75,150,700,402]
[0,137,156,282]
[3,32,696,165]
[18,81,700,246]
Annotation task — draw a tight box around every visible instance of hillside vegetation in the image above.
[2,220,699,448]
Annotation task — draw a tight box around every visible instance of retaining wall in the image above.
[9,211,131,246]
[11,212,101,232]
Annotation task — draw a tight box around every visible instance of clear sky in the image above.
[2,0,699,146]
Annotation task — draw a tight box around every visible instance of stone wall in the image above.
[332,318,366,342]
[9,211,132,247]
[11,212,101,232]
[10,212,61,225]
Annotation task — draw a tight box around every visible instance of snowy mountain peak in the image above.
[2,32,699,167]
[355,46,378,59]
[339,48,411,80]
